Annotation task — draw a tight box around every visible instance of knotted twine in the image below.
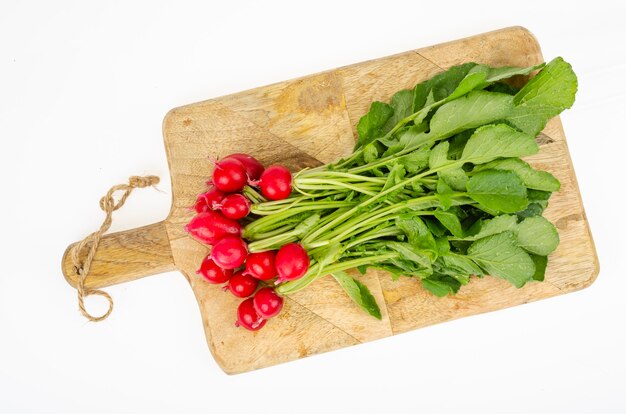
[70,175,160,322]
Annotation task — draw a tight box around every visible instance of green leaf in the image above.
[331,271,381,320]
[395,215,438,260]
[522,191,551,214]
[439,167,468,191]
[530,254,548,281]
[447,130,474,160]
[437,254,484,284]
[363,143,379,163]
[424,217,446,237]
[467,170,528,213]
[409,107,432,133]
[396,145,431,173]
[485,62,545,83]
[384,242,433,277]
[516,203,545,219]
[507,57,578,136]
[413,62,543,115]
[398,62,575,153]
[516,190,551,218]
[354,61,562,151]
[464,214,518,240]
[461,124,539,164]
[446,62,545,102]
[294,213,321,235]
[486,82,520,95]
[313,241,342,269]
[397,124,429,148]
[356,101,394,147]
[410,180,425,194]
[433,210,464,238]
[514,58,576,107]
[382,144,404,157]
[426,91,515,141]
[444,65,490,101]
[449,205,468,220]
[475,158,560,192]
[423,90,436,108]
[473,203,501,217]
[381,164,406,195]
[421,274,462,297]
[528,189,552,202]
[468,231,535,288]
[429,141,451,169]
[385,90,414,130]
[381,124,428,157]
[436,177,454,210]
[385,257,432,279]
[434,62,545,109]
[435,237,450,255]
[515,216,560,256]
[413,63,477,112]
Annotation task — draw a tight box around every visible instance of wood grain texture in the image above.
[62,221,175,289]
[62,26,599,374]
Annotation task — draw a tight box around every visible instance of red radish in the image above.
[194,187,225,213]
[185,211,241,245]
[225,153,264,181]
[225,271,258,298]
[258,165,292,200]
[211,236,248,269]
[218,194,251,220]
[253,287,283,319]
[243,251,277,281]
[212,157,247,192]
[275,243,310,283]
[196,256,232,284]
[236,298,267,331]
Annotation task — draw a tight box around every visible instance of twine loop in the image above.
[70,175,160,322]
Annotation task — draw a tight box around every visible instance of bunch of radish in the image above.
[185,153,309,331]
[180,60,576,329]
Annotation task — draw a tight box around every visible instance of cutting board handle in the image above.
[61,221,175,289]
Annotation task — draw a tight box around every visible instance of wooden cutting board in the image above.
[62,26,599,374]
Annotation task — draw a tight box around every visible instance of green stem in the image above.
[294,179,381,196]
[301,175,428,245]
[245,202,356,236]
[252,189,346,210]
[243,186,266,204]
[276,253,399,295]
[347,136,428,174]
[311,206,406,246]
[332,149,365,169]
[245,224,297,241]
[248,229,301,252]
[331,105,432,171]
[316,207,354,228]
[306,224,400,258]
[252,200,354,215]
[251,197,306,215]
[297,171,387,183]
[301,158,469,244]
[343,227,402,250]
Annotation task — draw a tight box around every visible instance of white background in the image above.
[1,1,624,412]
